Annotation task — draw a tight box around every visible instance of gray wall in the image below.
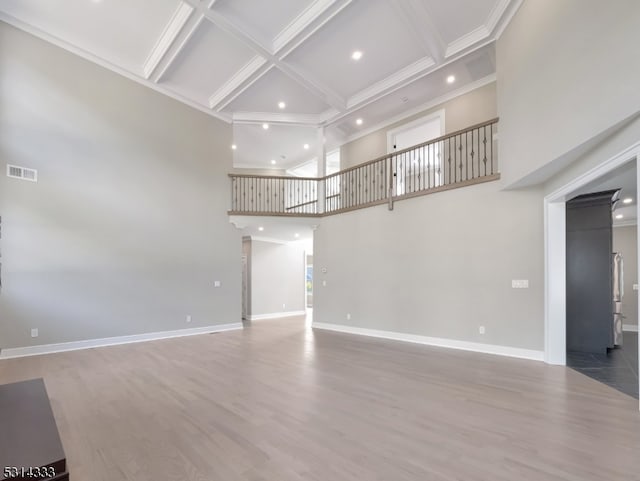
[249,239,305,317]
[0,22,242,349]
[614,226,638,328]
[340,82,497,169]
[497,0,640,186]
[314,181,544,351]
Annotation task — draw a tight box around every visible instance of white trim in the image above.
[544,142,640,367]
[313,323,544,361]
[493,0,524,39]
[485,0,511,33]
[0,323,243,360]
[386,109,445,154]
[623,324,639,332]
[232,111,321,126]
[0,11,232,124]
[143,2,194,79]
[346,56,436,108]
[153,14,206,83]
[247,311,306,321]
[208,57,270,110]
[445,26,490,58]
[273,0,350,56]
[342,75,496,144]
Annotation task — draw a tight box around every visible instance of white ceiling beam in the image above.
[208,58,271,110]
[273,0,353,59]
[0,10,232,123]
[346,56,436,109]
[232,111,322,126]
[151,12,205,83]
[142,2,194,80]
[184,0,347,112]
[389,0,446,63]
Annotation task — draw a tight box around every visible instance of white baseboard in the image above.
[0,322,243,360]
[312,322,544,362]
[246,310,307,321]
[623,324,639,332]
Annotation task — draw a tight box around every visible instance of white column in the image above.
[316,126,326,214]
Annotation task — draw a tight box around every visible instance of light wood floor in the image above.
[1,316,639,481]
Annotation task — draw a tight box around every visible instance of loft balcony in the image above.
[229,118,499,217]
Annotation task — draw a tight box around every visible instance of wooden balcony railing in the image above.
[229,118,499,217]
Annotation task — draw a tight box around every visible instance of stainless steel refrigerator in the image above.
[613,252,624,347]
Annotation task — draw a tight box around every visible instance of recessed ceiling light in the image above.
[615,214,624,219]
[303,143,310,150]
[294,233,300,238]
[351,50,363,61]
[278,101,286,109]
[258,226,264,231]
[446,75,456,84]
[231,144,237,150]
[623,197,633,204]
[262,123,269,130]
[356,118,363,125]
[270,159,276,165]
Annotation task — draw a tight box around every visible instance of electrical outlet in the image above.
[634,284,639,291]
[186,315,192,323]
[322,280,327,287]
[346,313,351,320]
[479,326,485,335]
[31,328,38,338]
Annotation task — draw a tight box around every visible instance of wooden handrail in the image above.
[229,118,499,217]
[324,117,499,178]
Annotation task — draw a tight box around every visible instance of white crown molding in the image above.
[313,322,544,361]
[486,0,511,33]
[273,0,350,56]
[623,324,639,332]
[444,25,490,58]
[142,2,194,79]
[0,323,242,360]
[493,0,524,39]
[444,0,518,58]
[247,311,307,321]
[342,74,496,144]
[232,111,321,125]
[346,56,436,109]
[0,12,232,123]
[208,57,270,110]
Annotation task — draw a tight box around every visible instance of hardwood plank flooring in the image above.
[1,316,639,481]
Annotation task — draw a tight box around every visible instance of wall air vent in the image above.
[6,164,38,182]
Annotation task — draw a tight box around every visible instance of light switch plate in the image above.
[634,284,639,291]
[512,279,529,289]
[214,281,221,287]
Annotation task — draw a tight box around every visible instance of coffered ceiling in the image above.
[0,0,522,170]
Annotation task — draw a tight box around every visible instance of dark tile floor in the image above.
[567,332,638,399]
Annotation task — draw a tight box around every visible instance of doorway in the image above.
[544,144,640,405]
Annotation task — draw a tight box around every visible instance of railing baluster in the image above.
[228,119,498,215]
